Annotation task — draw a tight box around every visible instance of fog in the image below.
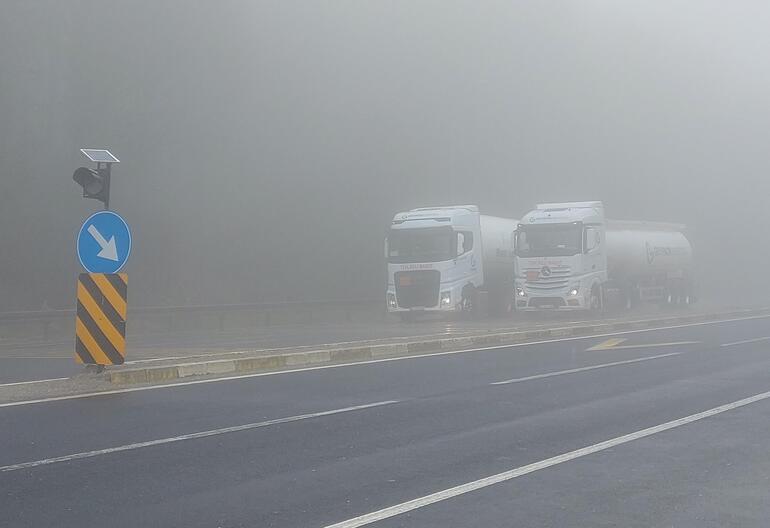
[1,1,769,310]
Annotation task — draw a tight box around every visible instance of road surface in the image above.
[3,314,770,526]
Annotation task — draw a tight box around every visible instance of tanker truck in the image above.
[386,206,518,319]
[514,201,694,311]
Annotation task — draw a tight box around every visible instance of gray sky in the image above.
[2,1,769,309]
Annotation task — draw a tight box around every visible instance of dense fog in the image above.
[1,1,769,310]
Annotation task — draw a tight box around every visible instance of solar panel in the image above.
[80,149,120,163]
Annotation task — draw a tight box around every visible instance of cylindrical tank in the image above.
[606,224,693,280]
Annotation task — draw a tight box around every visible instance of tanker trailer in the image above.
[514,201,695,311]
[605,221,694,307]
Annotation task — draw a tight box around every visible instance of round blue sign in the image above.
[77,211,132,273]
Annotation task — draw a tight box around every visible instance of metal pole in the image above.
[103,163,112,211]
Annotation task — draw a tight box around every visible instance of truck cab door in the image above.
[583,227,606,279]
[454,230,481,285]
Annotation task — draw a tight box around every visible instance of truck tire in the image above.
[665,279,687,306]
[461,284,480,319]
[589,285,603,311]
[623,282,637,310]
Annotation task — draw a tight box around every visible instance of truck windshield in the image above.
[516,224,582,257]
[388,227,455,263]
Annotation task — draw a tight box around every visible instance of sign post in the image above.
[72,149,131,369]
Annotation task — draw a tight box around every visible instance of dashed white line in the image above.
[720,336,770,348]
[0,400,398,472]
[490,352,682,385]
[324,389,770,528]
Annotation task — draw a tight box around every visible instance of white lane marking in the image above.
[0,400,398,472]
[0,377,69,388]
[124,356,194,364]
[721,336,770,348]
[490,352,681,385]
[0,357,71,360]
[0,313,766,408]
[324,389,770,528]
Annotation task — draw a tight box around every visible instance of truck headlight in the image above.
[516,287,526,297]
[387,293,397,309]
[440,291,452,306]
[568,287,579,296]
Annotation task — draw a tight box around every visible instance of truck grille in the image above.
[524,266,571,291]
[395,270,440,308]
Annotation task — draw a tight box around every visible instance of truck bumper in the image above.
[514,284,590,311]
[386,283,464,314]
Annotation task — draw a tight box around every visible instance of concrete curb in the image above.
[105,307,770,386]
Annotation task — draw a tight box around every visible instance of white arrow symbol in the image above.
[87,224,119,262]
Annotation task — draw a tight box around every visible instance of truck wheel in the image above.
[666,280,684,306]
[461,285,479,319]
[590,285,603,311]
[621,282,635,310]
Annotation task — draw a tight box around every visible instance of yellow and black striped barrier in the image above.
[75,273,127,365]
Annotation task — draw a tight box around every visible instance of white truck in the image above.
[514,201,694,311]
[386,206,518,319]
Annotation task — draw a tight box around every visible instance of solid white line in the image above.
[124,356,193,364]
[0,357,71,360]
[721,336,770,348]
[0,400,398,472]
[0,313,765,408]
[490,352,681,385]
[0,377,69,388]
[324,389,770,528]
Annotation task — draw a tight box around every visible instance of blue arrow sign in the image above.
[77,211,132,273]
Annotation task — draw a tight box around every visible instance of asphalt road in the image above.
[3,314,770,526]
[0,305,711,384]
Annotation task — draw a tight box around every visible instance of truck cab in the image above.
[386,206,484,317]
[514,202,607,310]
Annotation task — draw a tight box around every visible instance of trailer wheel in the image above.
[621,281,636,310]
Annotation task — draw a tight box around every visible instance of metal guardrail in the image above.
[0,299,386,340]
[0,298,383,322]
